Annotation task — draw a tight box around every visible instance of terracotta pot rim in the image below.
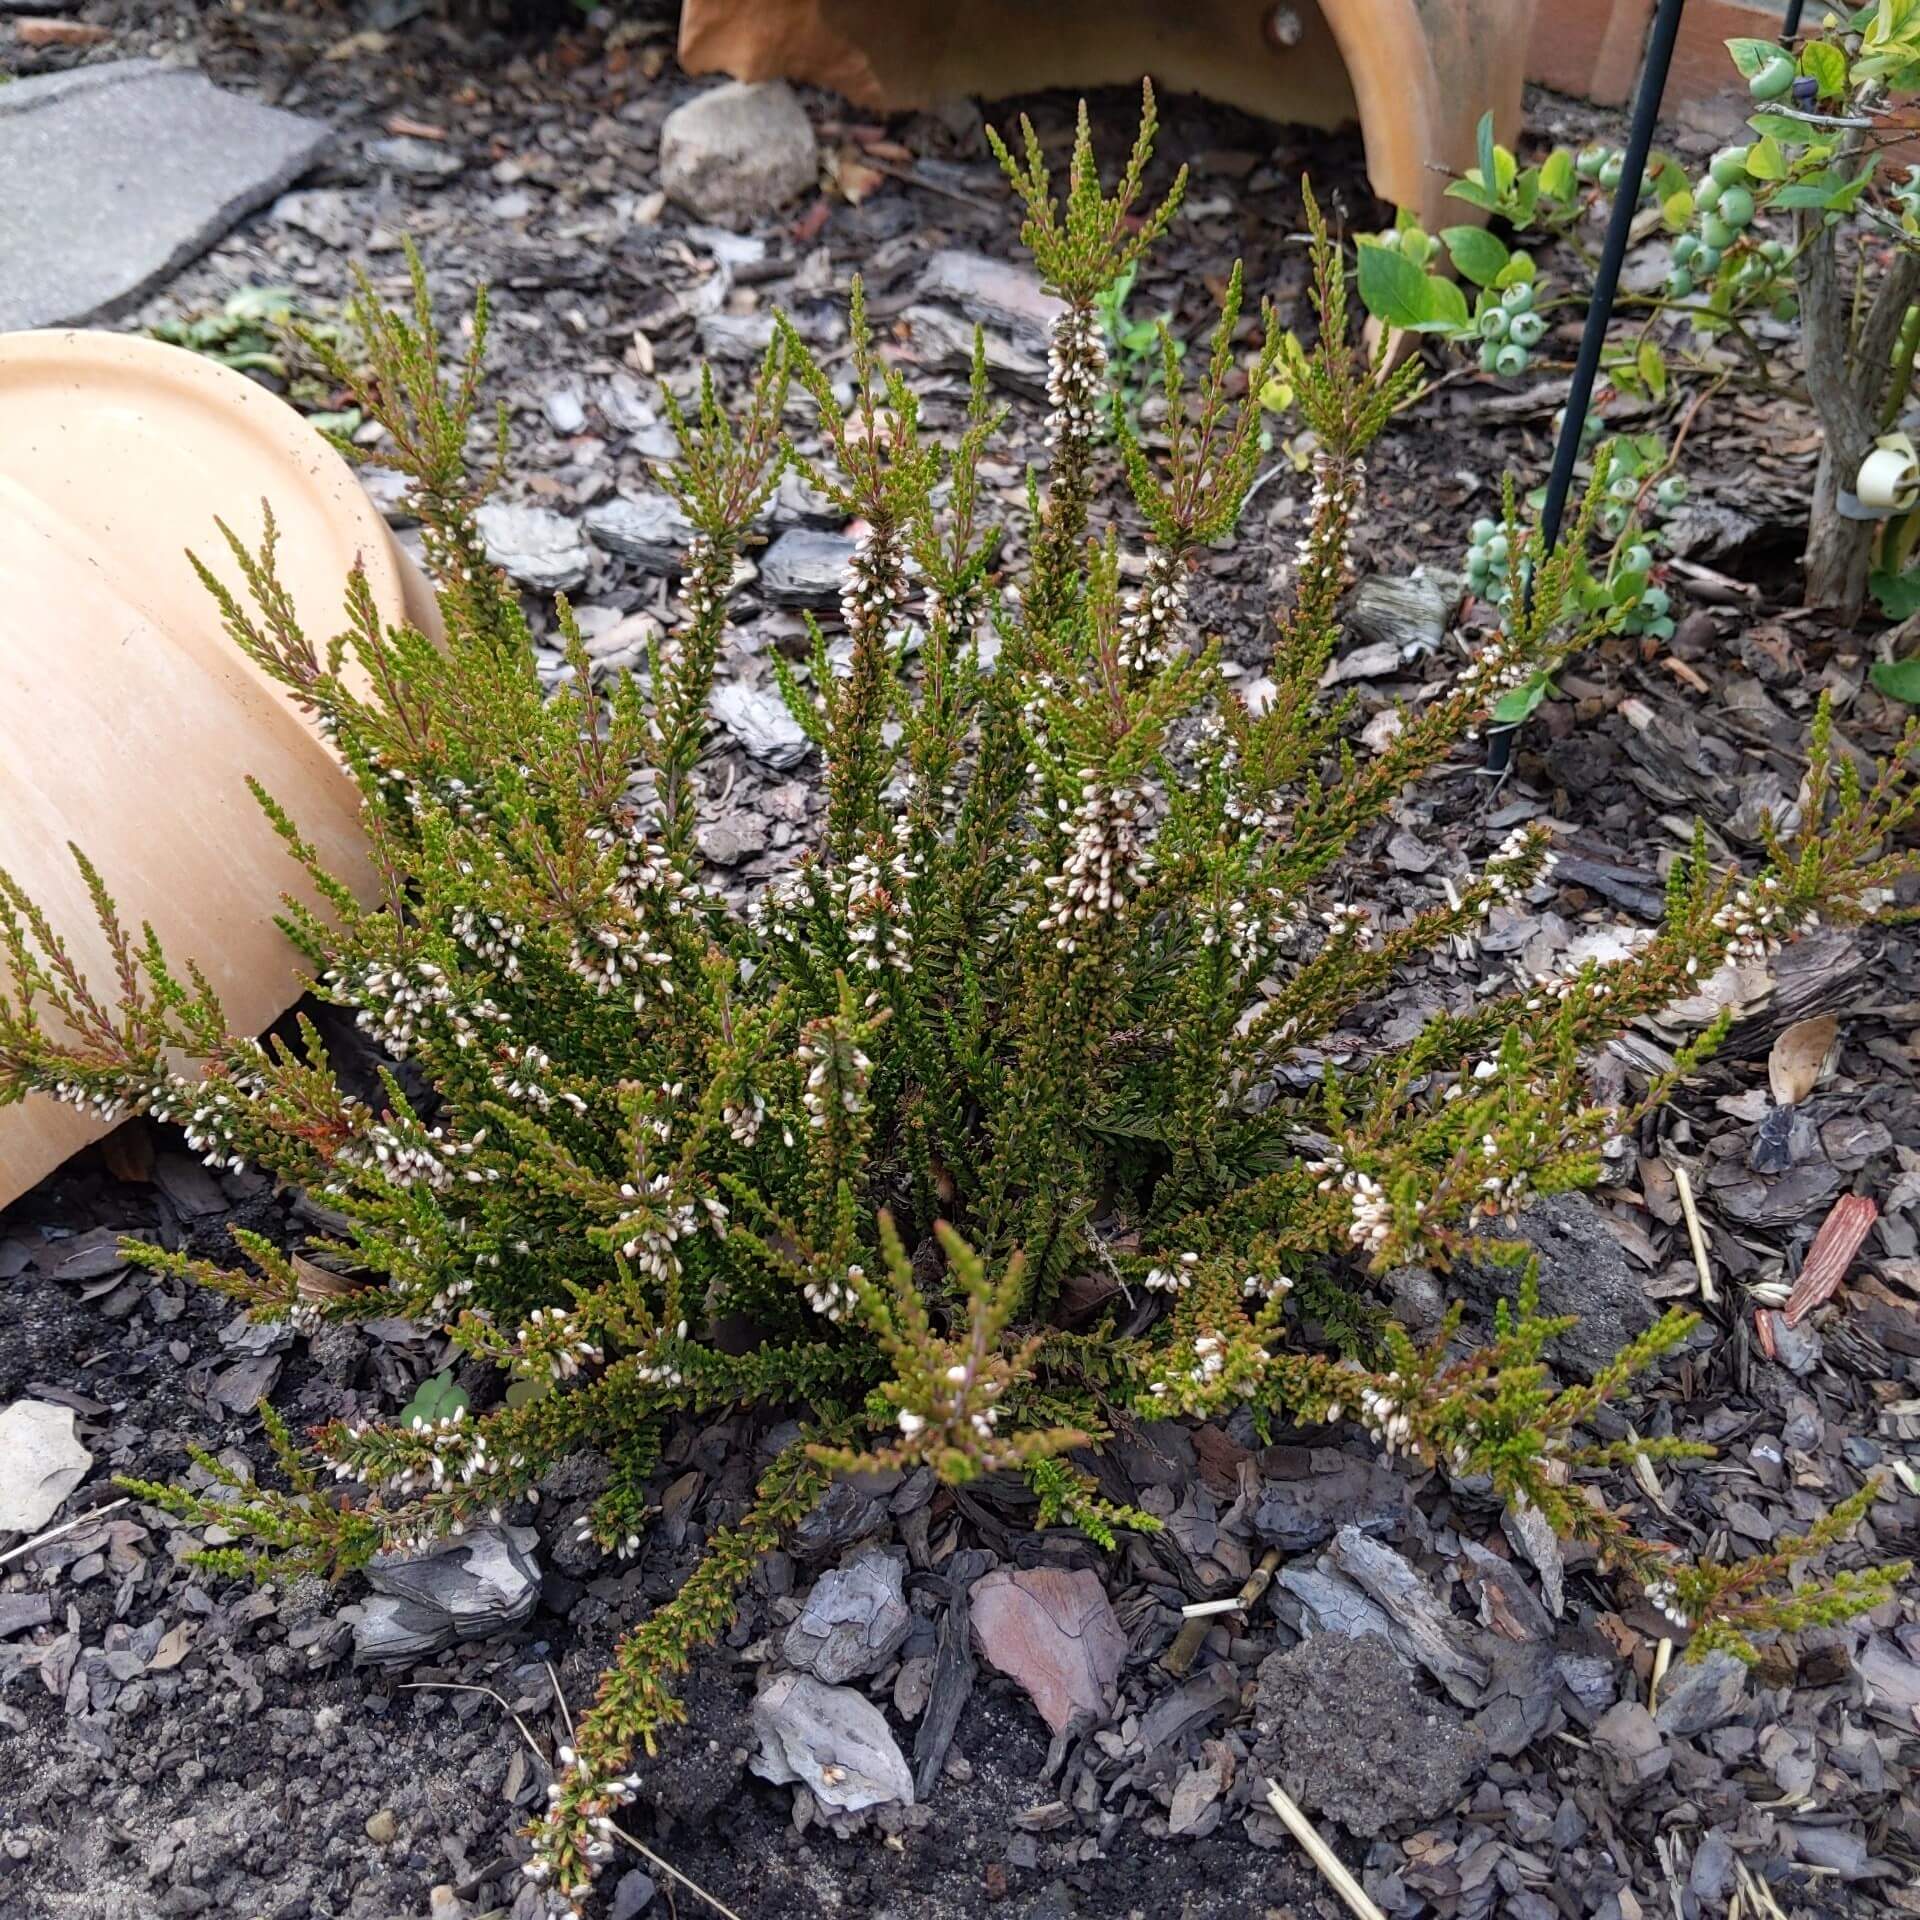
[0,326,410,648]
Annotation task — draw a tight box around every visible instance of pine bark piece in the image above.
[783,1547,911,1685]
[1782,1193,1878,1327]
[969,1565,1127,1735]
[1326,1526,1489,1706]
[913,1547,988,1796]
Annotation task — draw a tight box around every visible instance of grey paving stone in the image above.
[0,61,331,331]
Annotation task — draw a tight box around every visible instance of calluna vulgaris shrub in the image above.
[3,88,1916,1910]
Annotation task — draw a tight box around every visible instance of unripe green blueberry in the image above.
[1494,342,1529,377]
[1479,340,1501,373]
[1695,243,1723,274]
[1750,53,1795,100]
[1478,306,1511,340]
[1575,144,1607,180]
[1655,475,1688,508]
[1701,214,1735,251]
[1376,228,1402,250]
[1471,517,1498,544]
[1672,232,1700,265]
[1599,154,1624,191]
[1665,269,1695,299]
[1695,176,1723,214]
[1641,587,1671,618]
[1610,476,1639,503]
[1719,185,1755,229]
[1598,504,1628,539]
[1710,147,1751,187]
[1647,614,1676,640]
[1510,312,1546,347]
[1621,543,1653,576]
[1501,281,1535,313]
[1760,239,1787,265]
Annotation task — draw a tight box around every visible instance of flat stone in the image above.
[711,681,811,771]
[583,493,694,573]
[969,1565,1126,1735]
[917,250,1065,352]
[759,529,855,612]
[695,812,770,869]
[784,1548,912,1685]
[660,82,818,225]
[1655,1650,1749,1737]
[366,134,463,183]
[476,502,590,595]
[0,61,331,330]
[1591,1699,1672,1797]
[1251,1634,1485,1837]
[350,1525,541,1663]
[0,1400,94,1533]
[1478,1192,1656,1380]
[749,1672,913,1813]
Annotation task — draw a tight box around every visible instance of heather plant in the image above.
[3,86,1917,1912]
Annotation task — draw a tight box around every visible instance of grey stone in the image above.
[1591,1699,1671,1797]
[660,82,818,224]
[0,1400,94,1532]
[0,1592,55,1638]
[366,134,463,183]
[584,494,694,573]
[917,250,1065,352]
[476,503,590,595]
[1251,1634,1485,1837]
[1486,1192,1655,1380]
[542,384,588,435]
[1690,1829,1737,1904]
[901,302,1050,397]
[350,1525,541,1663]
[1655,1649,1748,1737]
[784,1548,912,1685]
[271,186,360,249]
[749,1672,914,1812]
[0,62,331,330]
[711,681,811,771]
[695,813,770,869]
[760,529,855,611]
[608,1869,657,1919]
[770,466,842,529]
[1346,570,1462,659]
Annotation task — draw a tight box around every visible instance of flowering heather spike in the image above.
[0,88,1913,1918]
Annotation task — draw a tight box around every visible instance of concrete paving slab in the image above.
[0,60,331,331]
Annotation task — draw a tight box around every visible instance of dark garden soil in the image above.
[3,6,1919,1920]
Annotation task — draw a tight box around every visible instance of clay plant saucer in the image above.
[0,330,438,1207]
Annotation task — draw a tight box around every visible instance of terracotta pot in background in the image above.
[679,0,1535,231]
[0,331,438,1208]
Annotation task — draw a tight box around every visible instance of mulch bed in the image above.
[2,6,1917,1918]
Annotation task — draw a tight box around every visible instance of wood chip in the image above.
[1782,1193,1879,1326]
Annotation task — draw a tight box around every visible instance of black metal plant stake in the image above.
[1484,0,1689,774]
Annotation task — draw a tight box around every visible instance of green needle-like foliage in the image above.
[2,95,1916,1913]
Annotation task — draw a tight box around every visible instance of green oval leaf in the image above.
[1441,225,1510,287]
[1869,656,1920,703]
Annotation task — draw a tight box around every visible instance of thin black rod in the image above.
[1782,0,1806,41]
[1485,0,1689,773]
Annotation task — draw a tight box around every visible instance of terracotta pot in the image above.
[678,0,1533,231]
[0,331,437,1208]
